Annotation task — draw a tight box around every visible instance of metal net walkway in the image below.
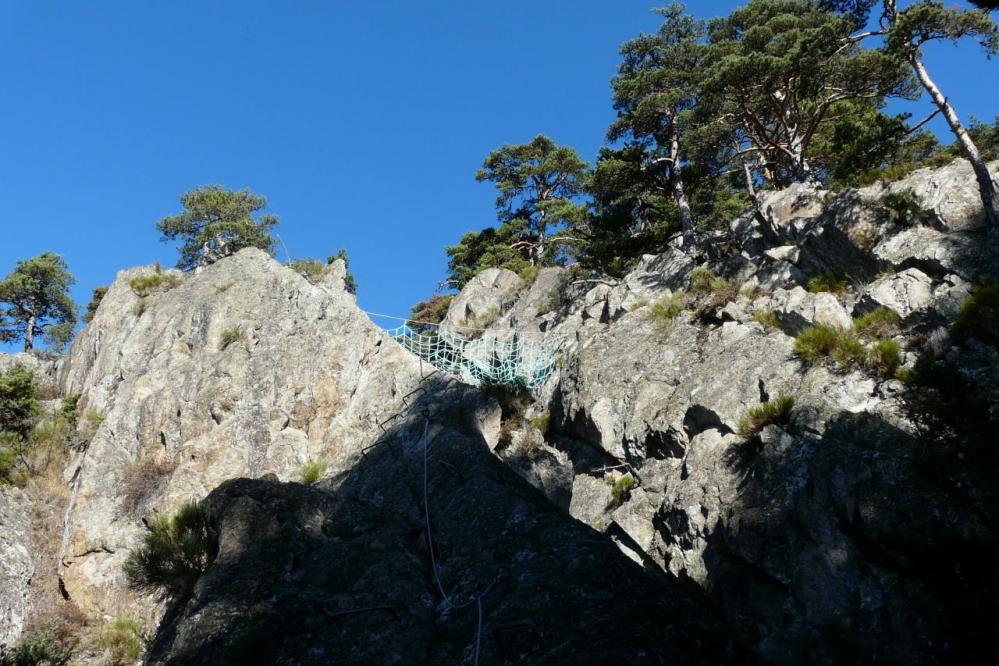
[386,323,559,390]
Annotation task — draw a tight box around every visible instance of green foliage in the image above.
[156,185,279,270]
[128,273,181,297]
[806,272,848,294]
[854,307,901,339]
[888,1,999,58]
[794,323,853,362]
[475,135,590,266]
[1,619,77,666]
[795,321,901,376]
[214,281,235,294]
[0,366,40,441]
[132,298,149,317]
[82,286,108,324]
[648,292,686,329]
[298,459,328,486]
[289,258,327,284]
[754,308,781,332]
[870,189,934,227]
[99,618,144,666]
[737,395,796,438]
[0,251,77,352]
[952,283,999,347]
[327,249,358,295]
[408,294,454,333]
[123,501,218,598]
[868,338,902,376]
[529,411,551,436]
[610,474,636,506]
[219,326,246,351]
[702,0,915,185]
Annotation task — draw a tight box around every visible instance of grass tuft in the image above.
[853,307,900,339]
[298,459,328,486]
[128,273,181,297]
[737,396,796,439]
[806,272,848,294]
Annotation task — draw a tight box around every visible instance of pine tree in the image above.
[0,252,77,352]
[156,186,279,270]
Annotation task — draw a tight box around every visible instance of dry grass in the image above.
[120,457,178,513]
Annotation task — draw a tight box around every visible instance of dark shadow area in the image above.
[698,403,999,665]
[142,381,756,665]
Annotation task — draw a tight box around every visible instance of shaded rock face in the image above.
[0,487,34,653]
[144,394,748,665]
[54,249,454,620]
[458,160,999,664]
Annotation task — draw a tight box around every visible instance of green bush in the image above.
[952,283,999,347]
[128,273,181,297]
[219,326,247,351]
[289,258,328,284]
[82,286,108,324]
[872,189,933,227]
[123,501,218,598]
[610,474,636,506]
[326,249,357,294]
[737,396,796,439]
[853,307,900,339]
[1,619,77,666]
[132,298,149,316]
[754,308,781,332]
[409,294,454,332]
[298,459,328,486]
[806,272,848,294]
[0,366,39,441]
[99,618,144,666]
[867,339,902,376]
[648,292,685,329]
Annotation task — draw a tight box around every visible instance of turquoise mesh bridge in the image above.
[387,324,560,389]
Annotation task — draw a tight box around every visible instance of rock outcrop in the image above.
[54,249,451,621]
[0,487,34,655]
[4,159,998,664]
[144,393,746,665]
[454,160,999,664]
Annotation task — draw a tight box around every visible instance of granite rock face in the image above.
[143,396,748,665]
[54,248,465,621]
[456,159,999,664]
[0,487,34,655]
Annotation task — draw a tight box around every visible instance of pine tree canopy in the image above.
[0,251,77,352]
[156,185,279,271]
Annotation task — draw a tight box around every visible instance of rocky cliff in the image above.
[1,159,997,664]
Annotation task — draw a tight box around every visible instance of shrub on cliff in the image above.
[737,396,796,439]
[124,501,218,598]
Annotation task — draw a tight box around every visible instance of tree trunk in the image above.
[669,124,696,251]
[24,314,34,352]
[911,55,999,230]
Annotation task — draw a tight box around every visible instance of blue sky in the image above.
[1,0,996,351]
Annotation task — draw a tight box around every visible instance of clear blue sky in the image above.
[1,1,995,351]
